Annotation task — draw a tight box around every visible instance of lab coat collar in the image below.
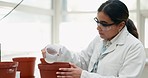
[88,26,129,72]
[102,26,129,55]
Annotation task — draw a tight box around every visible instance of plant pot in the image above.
[20,76,35,78]
[40,58,48,64]
[0,61,18,78]
[12,57,36,78]
[38,62,71,78]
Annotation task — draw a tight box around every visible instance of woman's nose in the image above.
[97,25,102,31]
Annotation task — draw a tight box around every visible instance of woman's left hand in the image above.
[56,63,82,78]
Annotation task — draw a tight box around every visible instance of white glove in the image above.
[44,44,62,63]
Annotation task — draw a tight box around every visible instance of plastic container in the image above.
[12,57,36,78]
[0,61,18,78]
[38,61,70,78]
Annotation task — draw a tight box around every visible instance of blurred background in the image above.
[0,0,148,78]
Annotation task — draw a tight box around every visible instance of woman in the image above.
[41,0,146,78]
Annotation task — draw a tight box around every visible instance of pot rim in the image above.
[38,62,70,70]
[12,57,36,62]
[0,61,18,68]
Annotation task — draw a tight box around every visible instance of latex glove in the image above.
[41,44,62,63]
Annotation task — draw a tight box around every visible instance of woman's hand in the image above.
[41,48,46,58]
[41,45,58,58]
[56,63,82,78]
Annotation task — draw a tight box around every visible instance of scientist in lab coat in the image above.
[41,0,146,78]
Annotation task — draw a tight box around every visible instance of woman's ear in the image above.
[118,21,125,30]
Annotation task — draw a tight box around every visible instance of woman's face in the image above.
[96,12,122,40]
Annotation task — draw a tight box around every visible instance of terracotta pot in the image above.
[40,58,48,64]
[38,62,71,78]
[12,57,36,78]
[20,76,35,78]
[0,61,18,78]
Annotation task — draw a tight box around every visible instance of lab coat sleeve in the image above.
[57,40,95,70]
[57,36,101,70]
[44,36,100,70]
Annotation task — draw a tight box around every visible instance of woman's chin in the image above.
[100,35,104,39]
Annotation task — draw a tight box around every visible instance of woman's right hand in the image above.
[41,48,46,58]
[41,44,62,63]
[41,45,59,58]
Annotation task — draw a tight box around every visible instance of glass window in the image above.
[0,0,20,3]
[140,0,148,10]
[60,13,98,52]
[63,13,97,22]
[121,0,137,10]
[67,0,136,12]
[67,0,105,12]
[0,0,52,9]
[0,7,11,19]
[129,12,137,27]
[0,1,53,77]
[0,10,52,56]
[145,18,148,48]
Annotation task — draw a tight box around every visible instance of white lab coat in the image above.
[46,26,146,78]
